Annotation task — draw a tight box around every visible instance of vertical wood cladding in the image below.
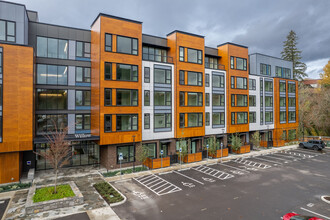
[0,152,20,184]
[167,32,205,139]
[91,16,142,146]
[218,44,249,134]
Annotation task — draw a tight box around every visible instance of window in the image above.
[283,68,291,78]
[282,130,287,140]
[280,97,286,107]
[179,92,185,106]
[187,71,202,86]
[288,111,296,122]
[265,81,273,92]
[117,35,138,55]
[37,36,68,59]
[275,66,282,77]
[116,114,138,131]
[144,67,150,83]
[117,145,134,163]
[76,90,91,106]
[231,94,235,107]
[206,112,210,126]
[0,20,15,42]
[104,89,112,106]
[179,70,185,85]
[260,63,271,75]
[36,89,67,110]
[236,77,247,89]
[288,129,296,140]
[276,66,291,78]
[205,74,210,87]
[0,48,2,75]
[104,114,112,132]
[265,111,273,123]
[260,95,263,107]
[154,113,171,129]
[280,111,286,123]
[280,82,286,92]
[154,91,171,106]
[212,112,225,126]
[288,97,296,107]
[237,95,248,107]
[213,94,225,106]
[179,47,185,61]
[212,75,224,88]
[205,93,210,106]
[75,114,91,130]
[116,89,138,106]
[249,79,256,90]
[36,114,68,135]
[154,68,171,84]
[144,114,150,129]
[249,112,256,123]
[187,48,202,64]
[230,56,234,69]
[237,112,248,124]
[288,83,296,93]
[76,67,91,83]
[236,57,247,70]
[104,63,112,80]
[260,78,263,91]
[105,34,112,52]
[249,95,256,107]
[144,90,150,106]
[37,64,68,85]
[76,41,91,58]
[187,113,203,127]
[205,56,218,69]
[142,46,168,63]
[179,113,185,128]
[260,111,263,124]
[187,92,203,106]
[231,112,235,125]
[231,76,235,89]
[116,64,138,81]
[265,96,273,107]
[144,143,157,158]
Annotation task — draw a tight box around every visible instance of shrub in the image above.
[94,181,124,204]
[0,182,31,193]
[103,166,148,177]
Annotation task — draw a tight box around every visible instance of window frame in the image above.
[76,67,91,83]
[187,113,203,127]
[249,112,256,123]
[104,62,112,80]
[179,113,185,128]
[205,112,210,126]
[154,113,172,129]
[249,95,256,107]
[237,112,248,124]
[75,114,91,130]
[116,114,138,131]
[187,92,203,107]
[0,20,16,42]
[144,67,150,83]
[187,48,202,64]
[212,112,225,126]
[116,145,135,164]
[179,70,185,85]
[154,68,171,84]
[104,114,112,132]
[154,91,171,106]
[249,79,256,90]
[105,33,112,52]
[144,90,150,106]
[36,36,68,59]
[76,41,91,58]
[116,35,138,55]
[144,113,150,129]
[187,71,203,86]
[104,88,112,106]
[205,74,210,87]
[75,90,91,107]
[236,77,247,89]
[116,89,138,106]
[116,63,138,82]
[179,47,185,61]
[236,57,247,70]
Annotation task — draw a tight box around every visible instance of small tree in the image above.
[177,137,188,161]
[230,133,242,151]
[251,131,261,149]
[35,122,71,194]
[204,136,218,157]
[136,144,149,168]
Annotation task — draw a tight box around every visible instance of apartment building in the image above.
[0,1,298,184]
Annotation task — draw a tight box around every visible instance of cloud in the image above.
[305,58,328,79]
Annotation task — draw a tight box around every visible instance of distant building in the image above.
[303,78,322,88]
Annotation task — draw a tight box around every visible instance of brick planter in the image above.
[25,181,84,214]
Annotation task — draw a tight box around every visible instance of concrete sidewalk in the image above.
[105,145,299,183]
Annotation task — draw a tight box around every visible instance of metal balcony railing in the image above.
[205,63,226,70]
[142,53,174,64]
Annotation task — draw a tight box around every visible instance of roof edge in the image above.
[217,42,248,49]
[167,30,204,39]
[91,13,142,27]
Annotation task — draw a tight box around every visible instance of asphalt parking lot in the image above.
[112,147,330,220]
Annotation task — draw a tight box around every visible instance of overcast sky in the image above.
[8,0,330,79]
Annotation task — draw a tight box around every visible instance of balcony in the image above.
[142,53,174,64]
[205,63,225,70]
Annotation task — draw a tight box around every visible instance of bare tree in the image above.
[35,122,71,194]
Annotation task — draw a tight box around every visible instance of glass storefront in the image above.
[35,141,99,170]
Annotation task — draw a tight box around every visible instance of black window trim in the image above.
[104,114,112,132]
[116,114,138,132]
[75,113,91,130]
[116,89,138,106]
[0,19,16,43]
[75,90,91,107]
[116,63,139,82]
[116,34,139,56]
[104,62,112,81]
[187,112,203,128]
[36,35,69,59]
[104,88,112,106]
[75,66,91,83]
[105,33,112,52]
[76,41,91,58]
[186,47,203,65]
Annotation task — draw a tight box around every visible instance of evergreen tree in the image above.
[281,30,307,80]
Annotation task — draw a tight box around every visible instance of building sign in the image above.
[74,134,92,139]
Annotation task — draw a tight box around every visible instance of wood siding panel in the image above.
[0,152,20,184]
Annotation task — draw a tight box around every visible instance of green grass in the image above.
[0,182,31,193]
[94,181,124,204]
[33,184,75,203]
[103,166,148,177]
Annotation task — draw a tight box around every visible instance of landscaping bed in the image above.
[94,181,124,204]
[0,182,31,193]
[103,166,148,177]
[33,184,75,203]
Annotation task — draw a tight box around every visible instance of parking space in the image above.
[192,165,234,180]
[0,199,10,220]
[290,198,330,219]
[231,158,271,169]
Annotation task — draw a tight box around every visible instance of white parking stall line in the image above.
[251,156,283,165]
[232,158,271,169]
[262,154,290,163]
[300,207,330,220]
[291,149,320,156]
[174,171,204,185]
[283,151,313,158]
[134,174,182,196]
[192,165,234,180]
[272,153,301,160]
[218,163,250,173]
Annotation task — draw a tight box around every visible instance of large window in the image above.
[276,66,291,78]
[288,83,296,93]
[36,89,67,110]
[116,89,138,106]
[237,95,248,107]
[116,64,138,81]
[280,97,286,107]
[116,114,138,131]
[288,97,296,107]
[187,71,202,86]
[105,33,112,52]
[76,67,91,83]
[260,63,271,75]
[249,79,256,90]
[104,89,112,106]
[212,75,224,88]
[280,82,286,92]
[76,41,90,58]
[179,47,185,61]
[265,81,273,92]
[265,111,273,123]
[37,36,68,59]
[212,112,225,126]
[0,20,15,42]
[104,114,112,132]
[237,112,248,124]
[283,68,291,78]
[154,91,171,106]
[236,77,247,89]
[75,114,91,130]
[37,64,68,85]
[36,114,68,135]
[249,95,256,107]
[144,114,150,129]
[117,36,138,55]
[144,143,157,158]
[280,111,286,123]
[105,62,112,80]
[154,68,171,84]
[188,113,203,127]
[179,70,185,85]
[154,113,171,129]
[236,57,247,70]
[213,94,225,106]
[249,112,256,123]
[142,46,168,63]
[265,96,273,107]
[76,90,91,106]
[205,56,218,69]
[288,111,296,122]
[117,145,134,163]
[187,92,203,106]
[144,90,150,106]
[187,48,202,64]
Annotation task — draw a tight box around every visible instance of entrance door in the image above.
[191,141,197,153]
[160,143,168,157]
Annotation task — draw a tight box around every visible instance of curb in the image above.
[321,196,330,204]
[108,182,127,207]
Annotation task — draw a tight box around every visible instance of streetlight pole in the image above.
[132,135,136,172]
